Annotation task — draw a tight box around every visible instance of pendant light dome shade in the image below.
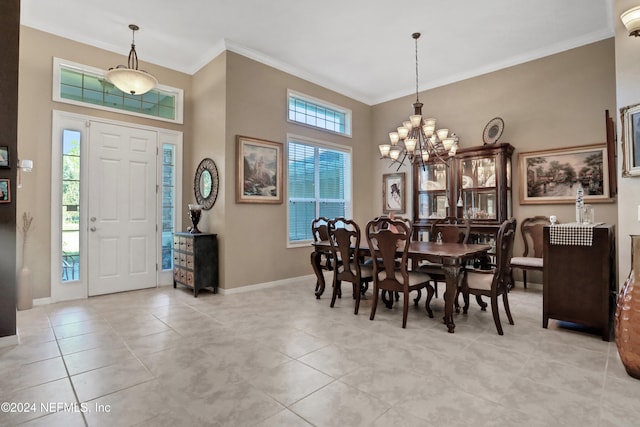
[106,24,157,95]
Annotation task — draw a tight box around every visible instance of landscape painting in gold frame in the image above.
[236,135,283,204]
[519,144,612,204]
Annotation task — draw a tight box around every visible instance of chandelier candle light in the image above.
[379,33,458,171]
[106,24,158,95]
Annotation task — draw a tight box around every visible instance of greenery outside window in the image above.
[53,58,184,124]
[287,90,351,137]
[287,136,352,245]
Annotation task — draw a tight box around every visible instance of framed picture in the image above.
[519,144,612,204]
[0,146,8,168]
[382,173,405,213]
[0,179,10,203]
[236,135,283,204]
[620,103,640,177]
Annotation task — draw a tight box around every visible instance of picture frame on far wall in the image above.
[0,146,9,168]
[620,103,640,177]
[382,172,406,213]
[518,143,612,204]
[0,178,10,203]
[236,135,283,204]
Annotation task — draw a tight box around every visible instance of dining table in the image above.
[311,240,492,333]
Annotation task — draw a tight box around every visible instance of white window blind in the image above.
[288,138,351,244]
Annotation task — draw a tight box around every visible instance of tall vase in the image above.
[615,235,640,380]
[17,267,33,311]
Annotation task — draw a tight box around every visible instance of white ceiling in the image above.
[21,0,615,105]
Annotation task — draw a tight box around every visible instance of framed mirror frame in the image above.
[194,158,219,210]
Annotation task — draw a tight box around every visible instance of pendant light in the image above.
[106,24,158,95]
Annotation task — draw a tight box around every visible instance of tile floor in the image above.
[1,276,639,427]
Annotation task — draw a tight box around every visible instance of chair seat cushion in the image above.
[510,256,543,268]
[465,271,494,291]
[379,270,431,286]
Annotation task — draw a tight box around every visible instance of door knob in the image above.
[90,227,96,232]
[90,217,96,222]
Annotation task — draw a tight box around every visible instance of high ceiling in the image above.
[21,0,614,105]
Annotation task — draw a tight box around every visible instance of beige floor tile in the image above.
[71,358,154,402]
[3,281,638,427]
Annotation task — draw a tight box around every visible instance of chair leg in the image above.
[502,292,514,326]
[402,291,409,328]
[523,270,527,289]
[330,278,340,308]
[425,285,435,318]
[491,294,503,335]
[476,295,488,311]
[413,289,422,306]
[353,280,361,315]
[370,287,379,321]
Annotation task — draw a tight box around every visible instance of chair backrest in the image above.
[431,217,471,244]
[521,216,552,258]
[366,217,411,288]
[492,218,518,291]
[328,218,362,280]
[311,216,331,243]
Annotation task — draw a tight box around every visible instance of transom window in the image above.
[53,58,184,124]
[287,136,352,245]
[287,90,351,137]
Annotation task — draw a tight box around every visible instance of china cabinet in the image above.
[412,143,514,240]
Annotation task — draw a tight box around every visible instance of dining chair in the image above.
[460,218,517,335]
[417,217,471,299]
[311,216,335,293]
[327,218,373,315]
[366,216,435,328]
[510,216,553,289]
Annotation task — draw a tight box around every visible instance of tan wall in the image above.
[220,52,373,289]
[615,0,640,287]
[17,27,192,298]
[190,52,227,284]
[372,39,618,284]
[17,25,619,295]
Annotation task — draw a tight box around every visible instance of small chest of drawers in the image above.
[173,232,218,297]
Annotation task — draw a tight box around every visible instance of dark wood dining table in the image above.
[311,240,492,333]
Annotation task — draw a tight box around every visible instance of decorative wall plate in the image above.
[483,117,504,144]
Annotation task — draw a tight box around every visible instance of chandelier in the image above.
[379,33,458,170]
[106,24,158,95]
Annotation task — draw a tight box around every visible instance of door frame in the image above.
[50,110,183,302]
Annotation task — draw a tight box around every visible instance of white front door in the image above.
[88,122,157,296]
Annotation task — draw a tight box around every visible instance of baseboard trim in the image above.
[33,297,51,306]
[0,334,19,348]
[220,275,315,295]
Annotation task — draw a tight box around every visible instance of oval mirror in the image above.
[200,170,212,199]
[194,158,219,210]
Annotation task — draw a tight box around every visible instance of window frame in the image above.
[287,90,352,137]
[53,57,184,124]
[286,133,353,248]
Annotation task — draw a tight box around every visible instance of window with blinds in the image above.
[288,137,352,245]
[287,90,352,137]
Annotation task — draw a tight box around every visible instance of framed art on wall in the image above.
[620,103,640,177]
[0,179,10,203]
[382,172,405,213]
[518,144,612,204]
[0,146,8,168]
[236,135,283,204]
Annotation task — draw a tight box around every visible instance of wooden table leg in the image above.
[311,250,326,299]
[441,261,463,333]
